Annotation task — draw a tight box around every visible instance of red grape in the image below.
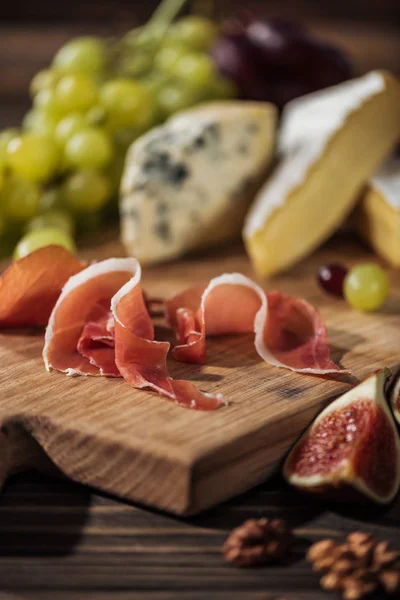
[318,263,348,297]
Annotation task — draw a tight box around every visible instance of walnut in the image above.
[223,518,293,567]
[307,531,400,599]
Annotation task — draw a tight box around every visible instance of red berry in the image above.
[318,263,348,297]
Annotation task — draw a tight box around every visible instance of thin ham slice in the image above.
[111,266,225,410]
[43,259,136,376]
[0,246,84,327]
[44,257,224,410]
[77,311,120,377]
[166,273,348,375]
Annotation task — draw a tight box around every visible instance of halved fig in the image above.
[390,372,400,425]
[283,369,400,504]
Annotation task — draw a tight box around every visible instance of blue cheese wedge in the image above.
[120,101,277,264]
[244,71,400,278]
[352,157,400,267]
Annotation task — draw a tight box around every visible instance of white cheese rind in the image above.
[371,157,400,210]
[120,102,276,264]
[244,71,387,238]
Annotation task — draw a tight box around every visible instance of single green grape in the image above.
[55,74,98,114]
[154,45,186,73]
[172,53,217,90]
[0,167,4,192]
[26,209,75,236]
[39,187,64,212]
[30,69,61,96]
[0,128,19,161]
[13,227,76,260]
[53,37,107,76]
[99,78,153,130]
[7,133,60,183]
[157,84,197,118]
[166,16,218,52]
[64,127,113,169]
[85,105,107,126]
[0,176,41,222]
[55,113,86,146]
[23,110,58,139]
[33,88,63,119]
[344,263,389,312]
[62,170,110,213]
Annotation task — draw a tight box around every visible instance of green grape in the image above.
[0,128,19,161]
[344,263,389,312]
[13,227,76,260]
[26,209,75,236]
[119,53,154,78]
[157,84,197,118]
[172,53,217,90]
[99,78,153,130]
[62,170,110,213]
[167,16,218,52]
[55,113,86,146]
[0,176,41,222]
[23,110,57,139]
[85,105,107,126]
[30,69,61,96]
[33,88,64,119]
[7,133,60,183]
[154,45,186,73]
[55,74,98,114]
[53,37,107,76]
[39,187,64,212]
[0,168,4,192]
[65,127,113,169]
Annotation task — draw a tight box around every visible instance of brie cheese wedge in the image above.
[120,101,277,264]
[352,157,400,267]
[244,71,400,278]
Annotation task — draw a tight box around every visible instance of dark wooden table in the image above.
[0,470,399,599]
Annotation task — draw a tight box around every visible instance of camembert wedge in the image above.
[244,71,400,278]
[120,101,277,264]
[352,158,400,267]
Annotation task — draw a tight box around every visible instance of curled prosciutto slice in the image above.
[77,311,120,377]
[43,258,136,376]
[44,257,224,410]
[166,273,348,375]
[111,268,225,410]
[0,246,84,327]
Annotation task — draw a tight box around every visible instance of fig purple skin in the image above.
[211,16,354,109]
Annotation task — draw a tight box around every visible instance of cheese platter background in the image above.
[0,7,400,600]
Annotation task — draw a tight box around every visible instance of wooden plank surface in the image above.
[0,468,399,599]
[1,233,400,517]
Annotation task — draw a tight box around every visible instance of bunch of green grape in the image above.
[0,8,236,260]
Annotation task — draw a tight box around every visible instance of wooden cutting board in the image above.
[1,233,399,516]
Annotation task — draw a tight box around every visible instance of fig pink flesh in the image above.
[287,399,398,499]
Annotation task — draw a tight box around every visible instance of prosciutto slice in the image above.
[111,266,225,410]
[166,273,347,375]
[43,259,135,376]
[44,257,224,410]
[77,311,120,377]
[0,246,84,327]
